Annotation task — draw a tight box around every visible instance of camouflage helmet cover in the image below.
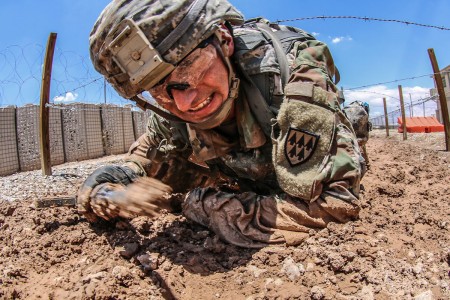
[90,0,244,99]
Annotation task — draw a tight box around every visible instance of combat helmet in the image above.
[90,0,244,115]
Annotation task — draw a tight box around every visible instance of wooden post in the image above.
[383,98,389,136]
[398,85,407,140]
[39,32,57,175]
[428,48,450,151]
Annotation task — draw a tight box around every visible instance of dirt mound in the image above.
[1,130,449,299]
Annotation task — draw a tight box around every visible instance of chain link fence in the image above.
[369,95,439,128]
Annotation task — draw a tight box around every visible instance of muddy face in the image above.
[149,43,230,124]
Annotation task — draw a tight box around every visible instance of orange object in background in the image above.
[398,117,444,133]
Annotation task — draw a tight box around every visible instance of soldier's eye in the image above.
[166,83,190,100]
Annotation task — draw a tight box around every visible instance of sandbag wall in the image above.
[0,104,150,176]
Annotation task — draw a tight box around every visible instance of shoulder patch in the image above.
[285,128,320,167]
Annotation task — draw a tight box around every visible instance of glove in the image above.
[77,165,141,222]
[88,177,175,221]
[78,165,178,222]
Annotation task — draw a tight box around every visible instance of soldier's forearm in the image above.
[182,186,360,248]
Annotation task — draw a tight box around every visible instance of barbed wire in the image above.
[344,89,401,101]
[0,44,126,107]
[276,16,450,31]
[52,77,103,99]
[345,73,442,90]
[0,44,45,105]
[0,40,446,107]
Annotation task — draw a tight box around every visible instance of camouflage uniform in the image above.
[119,22,363,248]
[82,0,363,248]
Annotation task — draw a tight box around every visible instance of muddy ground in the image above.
[0,129,449,300]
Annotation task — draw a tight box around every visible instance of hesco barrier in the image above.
[0,103,151,176]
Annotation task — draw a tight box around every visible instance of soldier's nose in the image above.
[172,89,198,112]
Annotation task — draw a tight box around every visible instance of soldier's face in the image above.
[148,41,230,124]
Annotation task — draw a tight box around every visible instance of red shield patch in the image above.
[285,128,320,167]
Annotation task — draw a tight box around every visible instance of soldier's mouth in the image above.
[189,94,213,112]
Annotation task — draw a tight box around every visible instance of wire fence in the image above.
[369,95,440,128]
[2,14,449,108]
[1,43,444,112]
[0,44,125,107]
[1,15,448,176]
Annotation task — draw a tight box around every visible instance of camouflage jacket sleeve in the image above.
[123,113,218,193]
[289,39,339,93]
[274,37,364,205]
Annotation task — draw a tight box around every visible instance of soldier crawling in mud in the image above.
[78,0,366,248]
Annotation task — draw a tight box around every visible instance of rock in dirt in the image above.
[376,184,404,198]
[137,252,160,271]
[359,285,375,300]
[82,271,107,284]
[112,266,133,287]
[310,286,325,300]
[116,243,139,259]
[327,253,346,272]
[414,290,433,300]
[413,262,424,275]
[247,265,267,278]
[281,257,305,280]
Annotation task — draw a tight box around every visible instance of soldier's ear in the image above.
[217,23,234,57]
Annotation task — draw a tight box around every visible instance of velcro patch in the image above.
[272,95,335,201]
[285,128,320,167]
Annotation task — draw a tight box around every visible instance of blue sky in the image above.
[1,0,449,117]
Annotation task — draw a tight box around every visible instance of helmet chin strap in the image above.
[189,31,240,130]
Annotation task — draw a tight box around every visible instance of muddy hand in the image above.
[89,177,176,221]
[77,165,142,223]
